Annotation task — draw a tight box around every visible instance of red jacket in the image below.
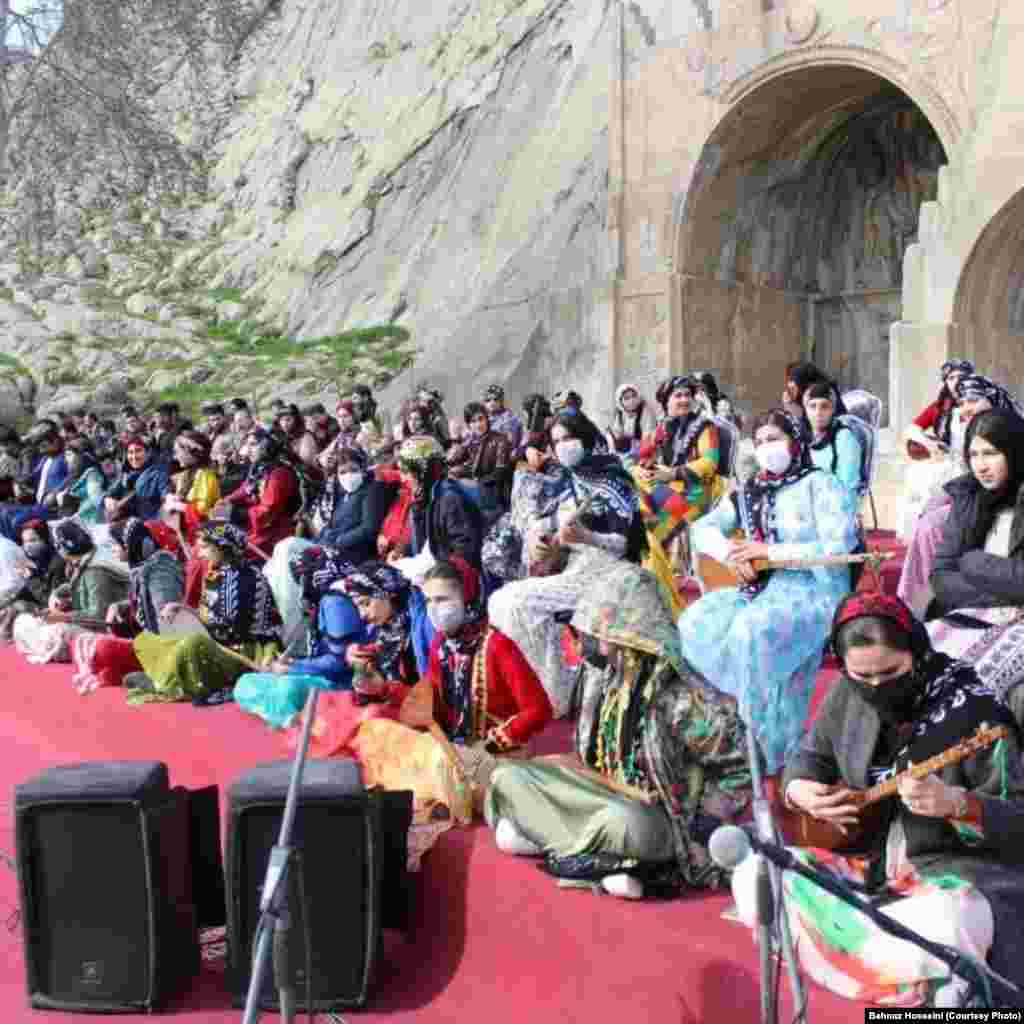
[425,625,552,750]
[226,466,298,557]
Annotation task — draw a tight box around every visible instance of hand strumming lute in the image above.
[777,723,1009,852]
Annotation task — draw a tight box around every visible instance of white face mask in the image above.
[338,471,364,493]
[555,439,586,468]
[755,440,793,476]
[427,598,467,634]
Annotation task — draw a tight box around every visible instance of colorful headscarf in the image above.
[53,520,94,558]
[830,592,922,657]
[483,384,505,402]
[109,517,156,569]
[957,374,1024,416]
[197,521,248,558]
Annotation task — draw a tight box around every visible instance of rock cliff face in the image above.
[211,0,618,416]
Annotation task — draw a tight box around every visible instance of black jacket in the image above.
[931,475,1024,615]
[318,479,389,565]
[409,480,483,569]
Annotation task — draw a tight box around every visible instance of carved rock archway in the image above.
[669,59,948,422]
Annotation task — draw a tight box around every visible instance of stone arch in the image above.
[949,187,1024,396]
[670,59,948,422]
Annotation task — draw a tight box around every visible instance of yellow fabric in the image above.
[642,531,683,618]
[686,423,722,487]
[186,467,221,517]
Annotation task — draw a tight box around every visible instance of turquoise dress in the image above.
[809,423,863,499]
[678,470,857,772]
[69,468,107,525]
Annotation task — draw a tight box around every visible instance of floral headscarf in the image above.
[483,384,505,402]
[197,521,248,559]
[53,520,94,558]
[655,375,698,411]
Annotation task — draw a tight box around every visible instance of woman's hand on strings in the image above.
[786,780,861,830]
[898,771,963,818]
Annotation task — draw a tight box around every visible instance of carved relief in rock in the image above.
[784,4,819,45]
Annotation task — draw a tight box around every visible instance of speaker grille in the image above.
[26,804,151,1005]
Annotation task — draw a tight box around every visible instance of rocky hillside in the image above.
[0,0,633,426]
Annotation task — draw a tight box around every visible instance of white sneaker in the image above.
[495,818,541,856]
[600,874,644,900]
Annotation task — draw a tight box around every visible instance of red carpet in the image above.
[0,534,905,1023]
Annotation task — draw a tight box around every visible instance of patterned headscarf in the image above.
[830,592,924,658]
[483,384,505,402]
[288,545,355,604]
[343,561,411,604]
[109,517,155,569]
[941,359,974,382]
[53,520,94,558]
[197,521,248,559]
[956,374,1024,416]
[343,560,412,681]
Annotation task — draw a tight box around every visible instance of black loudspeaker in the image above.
[15,761,199,1013]
[226,759,413,1011]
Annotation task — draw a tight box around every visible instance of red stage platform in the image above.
[0,534,906,1023]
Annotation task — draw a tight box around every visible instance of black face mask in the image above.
[846,670,920,719]
[578,633,608,671]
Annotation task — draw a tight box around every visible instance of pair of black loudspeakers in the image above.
[15,758,413,1014]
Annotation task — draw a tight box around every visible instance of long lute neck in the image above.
[860,726,1007,807]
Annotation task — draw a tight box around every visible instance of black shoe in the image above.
[124,672,155,692]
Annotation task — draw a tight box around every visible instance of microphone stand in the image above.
[241,685,320,1024]
[745,835,1022,1008]
[741,703,806,1024]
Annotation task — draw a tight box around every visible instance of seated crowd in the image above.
[0,363,1022,1009]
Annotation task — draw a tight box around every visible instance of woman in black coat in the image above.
[307,447,389,565]
[731,592,1024,1008]
[927,409,1024,719]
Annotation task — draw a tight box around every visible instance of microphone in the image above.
[709,825,800,874]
